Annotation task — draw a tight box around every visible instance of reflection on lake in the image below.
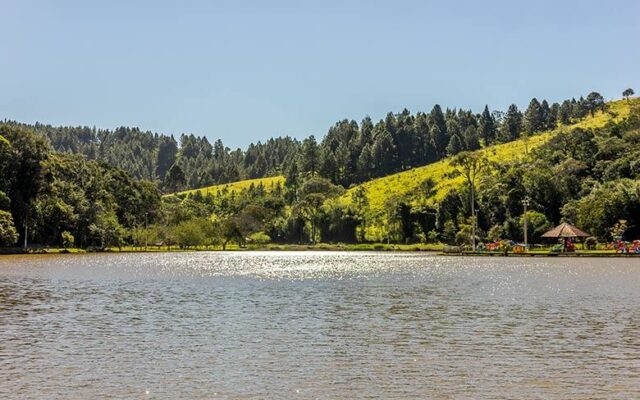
[0,252,638,399]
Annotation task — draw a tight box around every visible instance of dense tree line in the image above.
[0,125,162,249]
[286,92,606,188]
[0,122,300,192]
[3,92,604,193]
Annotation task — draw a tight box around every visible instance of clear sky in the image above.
[2,0,638,148]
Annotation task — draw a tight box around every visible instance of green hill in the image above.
[168,99,632,239]
[338,99,633,226]
[171,175,286,198]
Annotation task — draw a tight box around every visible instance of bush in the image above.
[171,219,207,249]
[248,231,271,244]
[584,236,598,250]
[61,231,75,248]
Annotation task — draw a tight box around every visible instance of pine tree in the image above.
[478,105,496,145]
[446,134,463,156]
[429,105,447,157]
[524,98,544,134]
[156,135,178,181]
[500,104,523,142]
[540,100,553,130]
[166,164,186,192]
[299,135,319,176]
[463,127,481,151]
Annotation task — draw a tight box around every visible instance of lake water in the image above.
[0,252,638,399]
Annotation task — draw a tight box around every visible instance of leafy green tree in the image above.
[0,191,10,210]
[455,219,476,247]
[0,125,49,247]
[248,231,271,244]
[610,219,628,240]
[171,219,207,249]
[383,195,401,243]
[572,180,640,240]
[294,177,344,243]
[61,231,75,248]
[519,210,551,243]
[318,201,360,243]
[623,88,634,101]
[351,186,370,241]
[89,211,125,249]
[0,211,18,247]
[487,224,505,242]
[585,92,605,116]
[452,152,490,250]
[220,218,244,250]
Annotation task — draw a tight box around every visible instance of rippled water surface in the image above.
[0,252,639,399]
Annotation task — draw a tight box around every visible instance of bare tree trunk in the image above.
[471,182,476,252]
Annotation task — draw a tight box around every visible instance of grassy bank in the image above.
[2,244,638,256]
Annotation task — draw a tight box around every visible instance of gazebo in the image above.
[541,222,591,251]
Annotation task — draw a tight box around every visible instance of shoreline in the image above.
[1,244,639,257]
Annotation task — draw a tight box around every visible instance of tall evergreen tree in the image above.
[446,134,463,156]
[540,100,553,130]
[299,135,319,176]
[463,127,481,151]
[500,104,523,142]
[524,98,544,134]
[156,135,178,181]
[478,105,497,145]
[429,105,448,157]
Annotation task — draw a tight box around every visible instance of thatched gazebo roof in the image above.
[541,222,591,238]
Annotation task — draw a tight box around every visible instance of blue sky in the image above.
[1,0,638,148]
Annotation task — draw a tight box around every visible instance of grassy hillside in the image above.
[169,99,632,218]
[172,175,285,198]
[339,99,633,222]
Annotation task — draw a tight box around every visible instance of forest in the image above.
[1,89,638,250]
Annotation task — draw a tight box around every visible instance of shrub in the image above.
[248,231,271,244]
[61,231,75,248]
[584,236,598,250]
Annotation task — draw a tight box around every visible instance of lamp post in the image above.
[23,208,29,250]
[522,197,530,249]
[144,212,149,251]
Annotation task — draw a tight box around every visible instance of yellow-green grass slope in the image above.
[169,175,285,198]
[339,99,633,233]
[167,99,632,213]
